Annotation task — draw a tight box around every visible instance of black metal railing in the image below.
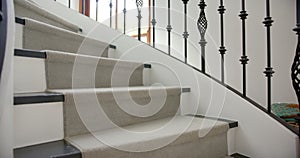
[0,0,8,83]
[54,0,299,136]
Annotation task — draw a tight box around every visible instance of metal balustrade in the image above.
[50,0,300,136]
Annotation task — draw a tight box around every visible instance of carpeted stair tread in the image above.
[65,115,229,158]
[21,18,109,57]
[45,50,144,89]
[48,86,182,137]
[15,0,81,33]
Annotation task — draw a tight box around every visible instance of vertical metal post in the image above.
[166,0,172,54]
[151,0,156,47]
[197,0,207,73]
[109,0,113,28]
[239,0,249,96]
[96,0,99,21]
[123,0,126,34]
[81,0,85,14]
[263,0,274,113]
[182,0,189,63]
[136,0,143,41]
[218,0,226,83]
[68,0,71,8]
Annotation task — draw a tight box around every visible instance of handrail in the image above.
[54,0,299,136]
[0,0,8,83]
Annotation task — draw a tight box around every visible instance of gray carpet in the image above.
[45,51,144,89]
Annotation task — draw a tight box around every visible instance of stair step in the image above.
[14,49,150,93]
[44,50,147,89]
[16,17,111,57]
[14,0,82,33]
[66,115,230,158]
[14,140,81,158]
[14,92,64,105]
[49,86,186,137]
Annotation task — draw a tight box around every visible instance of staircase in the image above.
[13,0,238,158]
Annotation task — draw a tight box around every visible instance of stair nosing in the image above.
[14,48,46,59]
[14,140,82,158]
[187,114,238,129]
[14,92,64,105]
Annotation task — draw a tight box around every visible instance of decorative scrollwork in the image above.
[136,0,143,12]
[197,0,207,39]
[291,42,300,104]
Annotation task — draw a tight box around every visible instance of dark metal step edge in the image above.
[231,153,250,158]
[187,114,238,129]
[15,17,116,49]
[14,92,64,105]
[14,140,81,158]
[14,49,151,68]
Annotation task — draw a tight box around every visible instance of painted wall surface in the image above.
[45,0,297,106]
[24,0,299,157]
[0,1,15,158]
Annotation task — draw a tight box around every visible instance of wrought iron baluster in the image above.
[96,0,99,21]
[110,0,113,28]
[292,0,300,136]
[123,0,126,34]
[239,0,249,96]
[81,0,84,14]
[166,0,172,54]
[151,0,156,47]
[182,0,189,63]
[218,0,226,83]
[197,0,207,73]
[263,0,274,113]
[136,0,143,41]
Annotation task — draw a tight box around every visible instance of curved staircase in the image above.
[13,1,239,158]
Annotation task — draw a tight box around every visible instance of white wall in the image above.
[154,0,297,107]
[22,0,299,157]
[0,1,15,158]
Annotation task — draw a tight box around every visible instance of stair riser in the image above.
[14,102,64,148]
[62,90,181,137]
[14,56,47,93]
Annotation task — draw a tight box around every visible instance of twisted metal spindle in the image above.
[197,0,207,73]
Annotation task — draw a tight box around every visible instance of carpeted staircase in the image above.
[13,0,239,157]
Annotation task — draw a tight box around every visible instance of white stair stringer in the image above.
[45,50,144,89]
[14,0,81,33]
[49,86,182,137]
[66,116,229,158]
[21,18,109,57]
